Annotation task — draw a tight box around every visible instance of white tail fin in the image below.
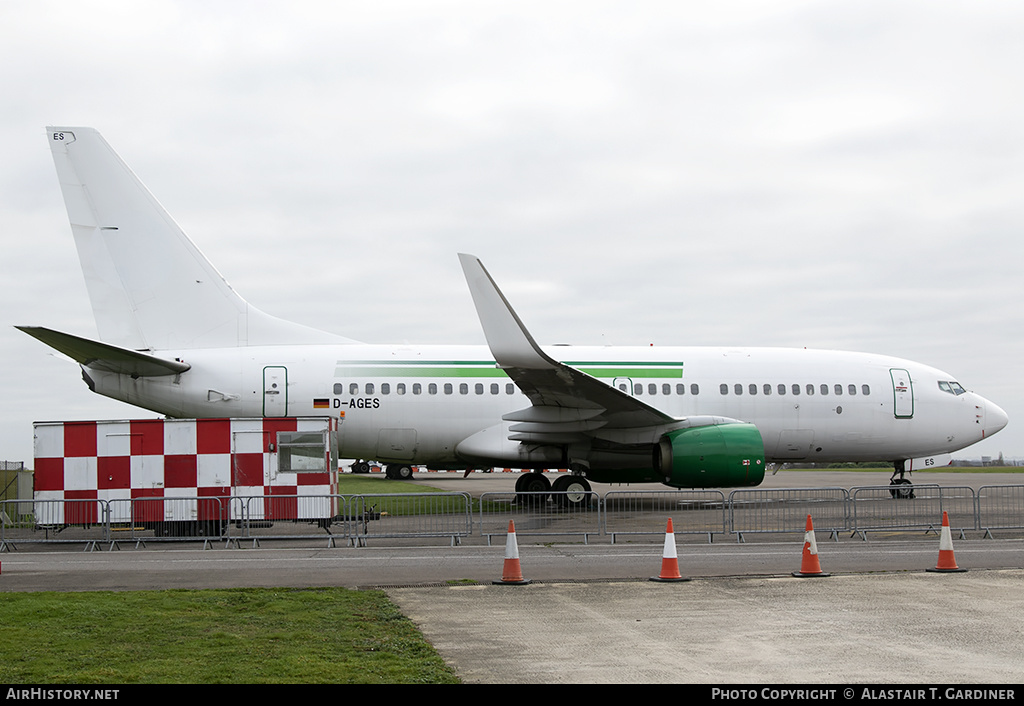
[46,127,354,350]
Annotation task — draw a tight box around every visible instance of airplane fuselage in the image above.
[32,126,1008,492]
[81,342,1002,480]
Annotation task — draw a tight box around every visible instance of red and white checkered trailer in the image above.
[33,417,339,536]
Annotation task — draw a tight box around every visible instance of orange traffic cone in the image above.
[927,511,967,573]
[493,520,531,585]
[792,515,829,577]
[650,518,690,582]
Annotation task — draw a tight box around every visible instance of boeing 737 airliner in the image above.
[19,127,1008,504]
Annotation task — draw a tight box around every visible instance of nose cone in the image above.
[983,399,1009,438]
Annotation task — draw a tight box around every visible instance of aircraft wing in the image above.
[17,326,191,377]
[458,254,675,437]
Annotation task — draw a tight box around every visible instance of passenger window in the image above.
[690,383,699,395]
[663,384,671,395]
[791,384,800,396]
[413,383,422,395]
[380,383,390,395]
[490,383,499,395]
[635,384,643,395]
[443,383,452,395]
[506,383,515,395]
[820,384,828,396]
[848,384,857,396]
[428,383,437,395]
[349,383,358,395]
[778,384,786,395]
[649,383,657,395]
[734,383,743,395]
[834,384,843,396]
[806,384,814,396]
[333,383,343,395]
[676,384,685,395]
[720,384,729,395]
[763,384,772,395]
[475,383,484,395]
[862,384,870,396]
[396,383,405,395]
[459,383,469,395]
[749,384,757,395]
[365,383,374,395]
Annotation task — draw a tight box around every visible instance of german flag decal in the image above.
[313,398,330,409]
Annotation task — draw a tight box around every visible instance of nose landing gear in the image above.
[889,460,915,499]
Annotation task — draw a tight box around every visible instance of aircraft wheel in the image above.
[889,478,915,499]
[352,461,371,474]
[395,465,414,480]
[552,475,592,508]
[516,472,551,505]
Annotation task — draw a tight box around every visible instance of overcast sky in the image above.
[2,1,1022,465]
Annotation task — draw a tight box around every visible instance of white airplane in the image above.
[20,127,1008,504]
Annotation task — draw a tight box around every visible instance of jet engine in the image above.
[655,424,765,488]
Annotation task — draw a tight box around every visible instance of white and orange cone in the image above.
[792,514,829,577]
[493,520,531,585]
[650,519,690,582]
[927,511,967,573]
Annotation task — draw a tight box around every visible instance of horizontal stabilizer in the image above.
[16,326,191,377]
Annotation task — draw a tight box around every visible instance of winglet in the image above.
[458,254,557,370]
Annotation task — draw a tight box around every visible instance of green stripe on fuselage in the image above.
[334,361,683,379]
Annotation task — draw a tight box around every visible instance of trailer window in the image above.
[277,432,329,472]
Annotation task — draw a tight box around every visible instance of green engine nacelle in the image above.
[655,424,766,488]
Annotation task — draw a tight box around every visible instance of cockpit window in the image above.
[939,381,967,395]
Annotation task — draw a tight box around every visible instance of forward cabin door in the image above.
[890,368,914,419]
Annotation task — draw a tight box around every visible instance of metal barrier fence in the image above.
[478,491,601,544]
[603,490,727,543]
[729,488,850,541]
[848,485,976,539]
[227,495,342,547]
[347,493,473,546]
[978,485,1024,537]
[3,485,1023,550]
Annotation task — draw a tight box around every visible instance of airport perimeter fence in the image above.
[2,484,1023,549]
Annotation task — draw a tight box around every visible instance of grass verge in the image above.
[0,587,459,684]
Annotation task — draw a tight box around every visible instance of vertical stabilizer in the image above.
[46,127,353,350]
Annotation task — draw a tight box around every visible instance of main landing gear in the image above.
[514,471,593,508]
[385,464,415,480]
[889,460,915,499]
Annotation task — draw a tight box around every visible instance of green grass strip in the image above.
[0,588,459,684]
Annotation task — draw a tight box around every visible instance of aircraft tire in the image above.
[889,478,915,499]
[516,472,551,505]
[552,475,592,508]
[395,465,414,480]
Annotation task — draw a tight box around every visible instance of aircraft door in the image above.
[890,368,914,419]
[263,366,288,417]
